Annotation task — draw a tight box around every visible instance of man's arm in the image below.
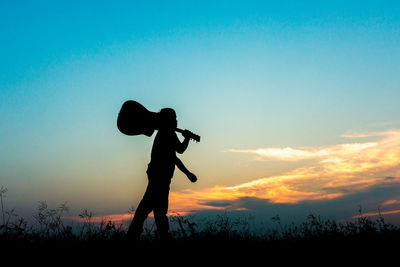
[176,130,191,154]
[175,156,197,183]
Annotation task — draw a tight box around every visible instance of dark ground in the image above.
[1,212,399,264]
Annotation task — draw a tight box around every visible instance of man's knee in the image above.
[154,206,168,218]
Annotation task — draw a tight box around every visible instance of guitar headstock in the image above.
[176,128,200,143]
[190,132,201,142]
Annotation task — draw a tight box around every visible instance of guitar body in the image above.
[117,100,159,137]
[117,100,200,142]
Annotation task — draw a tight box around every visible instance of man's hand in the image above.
[182,129,193,139]
[187,172,197,183]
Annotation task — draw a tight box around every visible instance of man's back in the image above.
[147,129,179,179]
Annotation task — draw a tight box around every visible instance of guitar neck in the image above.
[175,128,200,142]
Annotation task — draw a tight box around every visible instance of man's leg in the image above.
[153,183,171,240]
[127,185,154,240]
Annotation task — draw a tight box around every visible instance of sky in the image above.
[1,0,400,226]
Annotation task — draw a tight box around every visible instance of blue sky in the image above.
[1,0,400,224]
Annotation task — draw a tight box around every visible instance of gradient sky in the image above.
[2,0,400,225]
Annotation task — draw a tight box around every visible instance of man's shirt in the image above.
[147,130,180,179]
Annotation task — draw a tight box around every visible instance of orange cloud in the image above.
[65,130,400,222]
[67,211,192,225]
[169,130,400,213]
[68,213,133,224]
[352,209,400,218]
[381,200,400,207]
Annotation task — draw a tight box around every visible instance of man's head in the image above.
[159,108,177,130]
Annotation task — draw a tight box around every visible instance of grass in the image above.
[1,187,399,261]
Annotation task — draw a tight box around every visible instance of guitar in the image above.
[117,100,200,142]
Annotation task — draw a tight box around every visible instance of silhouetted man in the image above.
[127,108,197,241]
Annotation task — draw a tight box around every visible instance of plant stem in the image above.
[1,194,4,225]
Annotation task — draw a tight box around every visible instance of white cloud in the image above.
[170,130,400,213]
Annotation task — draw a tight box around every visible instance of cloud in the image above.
[67,129,400,225]
[66,211,192,225]
[169,130,400,217]
[381,199,400,207]
[228,141,380,162]
[228,147,326,161]
[352,209,400,218]
[66,213,133,225]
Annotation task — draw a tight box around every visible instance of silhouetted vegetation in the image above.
[1,187,399,260]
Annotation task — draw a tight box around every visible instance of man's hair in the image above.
[158,108,176,130]
[159,108,176,119]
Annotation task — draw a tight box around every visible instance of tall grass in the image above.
[1,186,399,256]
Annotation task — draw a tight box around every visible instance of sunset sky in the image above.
[2,1,400,225]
